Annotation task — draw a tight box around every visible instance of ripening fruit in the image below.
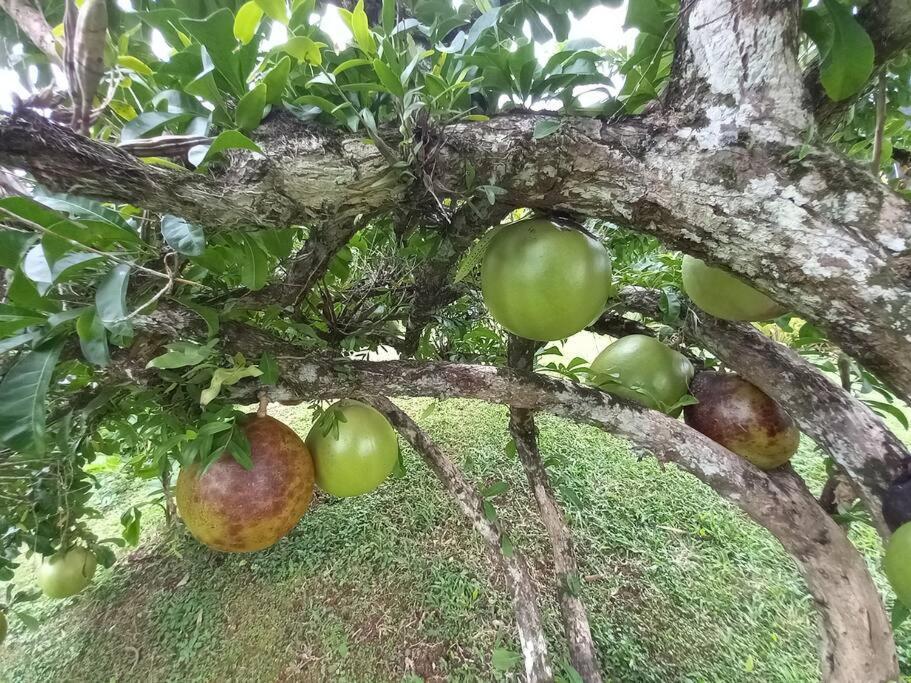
[307,400,399,497]
[481,219,612,341]
[884,470,911,531]
[37,547,97,599]
[885,522,911,608]
[176,415,314,552]
[0,611,7,644]
[681,255,787,321]
[684,372,799,470]
[590,334,694,415]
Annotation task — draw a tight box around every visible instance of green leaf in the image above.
[481,480,508,498]
[181,9,245,95]
[76,308,110,366]
[533,118,561,139]
[7,268,59,313]
[262,56,292,104]
[282,36,324,65]
[120,507,142,546]
[0,229,32,268]
[240,235,270,290]
[482,499,497,522]
[234,1,264,44]
[390,448,406,479]
[0,342,62,454]
[863,399,910,430]
[161,215,206,256]
[453,225,503,283]
[259,351,279,385]
[146,340,217,369]
[200,365,263,406]
[95,264,131,336]
[625,0,668,36]
[12,610,40,631]
[236,83,268,132]
[256,0,288,23]
[818,0,874,101]
[121,111,195,142]
[195,129,263,167]
[116,55,154,76]
[499,534,514,558]
[381,0,396,34]
[373,58,404,97]
[352,0,377,55]
[491,648,521,672]
[179,300,220,338]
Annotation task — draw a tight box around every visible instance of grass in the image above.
[1,398,909,682]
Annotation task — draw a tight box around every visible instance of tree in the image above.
[0,0,909,680]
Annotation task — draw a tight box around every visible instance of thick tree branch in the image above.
[362,395,553,683]
[608,287,909,537]
[506,336,602,683]
[4,100,911,400]
[0,0,60,65]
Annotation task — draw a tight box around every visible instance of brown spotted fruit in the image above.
[683,372,799,470]
[176,415,314,552]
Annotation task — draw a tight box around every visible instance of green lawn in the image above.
[1,399,909,682]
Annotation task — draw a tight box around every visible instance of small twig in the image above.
[871,75,887,175]
[125,253,177,319]
[257,390,270,417]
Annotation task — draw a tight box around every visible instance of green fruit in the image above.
[681,255,787,321]
[481,219,612,341]
[37,547,97,599]
[885,523,911,608]
[590,334,694,414]
[307,399,399,497]
[176,414,314,553]
[0,611,6,645]
[683,372,799,470]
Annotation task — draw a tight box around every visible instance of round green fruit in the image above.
[37,547,97,599]
[681,255,787,321]
[176,414,314,553]
[480,219,612,341]
[683,372,799,470]
[885,522,911,607]
[307,399,399,497]
[590,334,694,415]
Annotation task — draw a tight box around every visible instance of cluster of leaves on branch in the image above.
[0,0,909,630]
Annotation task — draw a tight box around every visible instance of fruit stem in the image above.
[257,391,270,417]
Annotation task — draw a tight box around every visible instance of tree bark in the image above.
[0,0,60,65]
[507,336,602,683]
[609,287,909,537]
[362,395,553,683]
[3,102,909,402]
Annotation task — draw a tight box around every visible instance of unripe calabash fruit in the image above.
[681,255,787,322]
[481,219,613,341]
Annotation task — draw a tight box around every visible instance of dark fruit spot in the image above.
[883,469,911,531]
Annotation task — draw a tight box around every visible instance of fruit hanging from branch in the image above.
[70,0,107,134]
[175,415,314,552]
[589,335,694,415]
[684,372,800,470]
[885,522,911,608]
[0,611,6,644]
[481,219,613,341]
[37,547,97,599]
[681,256,787,322]
[306,400,399,497]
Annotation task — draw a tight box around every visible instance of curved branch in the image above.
[507,337,602,682]
[609,286,909,537]
[224,353,897,681]
[0,0,60,65]
[363,395,553,683]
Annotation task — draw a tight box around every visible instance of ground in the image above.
[1,398,909,682]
